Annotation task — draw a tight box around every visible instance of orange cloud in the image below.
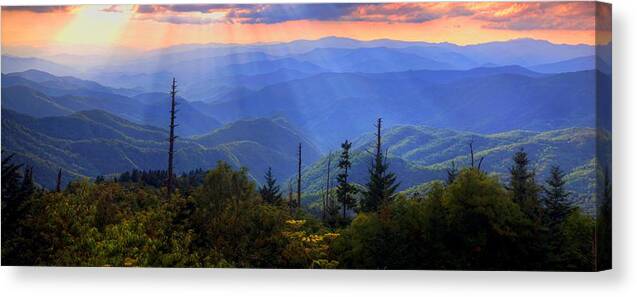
[1,2,610,51]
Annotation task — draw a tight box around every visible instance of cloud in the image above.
[128,2,606,31]
[133,5,159,14]
[2,5,76,13]
[470,2,605,31]
[226,4,360,24]
[133,14,219,25]
[344,3,473,23]
[100,5,122,13]
[133,4,236,14]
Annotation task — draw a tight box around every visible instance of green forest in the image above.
[1,117,612,270]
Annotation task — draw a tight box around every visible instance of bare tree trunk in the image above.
[167,78,178,197]
[375,118,382,160]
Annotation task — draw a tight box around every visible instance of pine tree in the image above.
[542,165,573,227]
[2,154,23,201]
[508,148,544,268]
[508,148,541,221]
[361,118,399,212]
[259,167,282,204]
[2,154,24,227]
[541,165,575,269]
[336,140,357,217]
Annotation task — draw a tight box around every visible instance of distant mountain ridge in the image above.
[197,68,609,149]
[301,124,610,213]
[1,70,222,136]
[1,109,321,188]
[2,37,608,97]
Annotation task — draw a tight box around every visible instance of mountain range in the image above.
[1,70,222,136]
[1,37,611,211]
[1,108,320,188]
[301,124,610,213]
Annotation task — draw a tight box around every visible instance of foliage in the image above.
[361,119,399,212]
[259,167,283,205]
[1,153,600,270]
[336,140,357,217]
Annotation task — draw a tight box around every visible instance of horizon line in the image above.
[2,36,610,58]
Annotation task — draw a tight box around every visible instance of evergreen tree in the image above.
[541,165,574,268]
[597,166,612,270]
[507,148,544,269]
[2,154,24,227]
[259,167,282,204]
[542,165,573,227]
[336,140,357,217]
[508,148,541,221]
[361,118,399,212]
[1,154,23,203]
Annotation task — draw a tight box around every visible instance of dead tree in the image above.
[468,139,485,171]
[375,118,382,161]
[296,143,302,209]
[166,78,178,197]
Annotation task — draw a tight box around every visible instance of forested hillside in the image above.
[1,138,611,270]
[1,109,319,187]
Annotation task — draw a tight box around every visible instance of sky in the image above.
[1,2,612,55]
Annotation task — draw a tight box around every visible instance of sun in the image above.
[54,5,134,46]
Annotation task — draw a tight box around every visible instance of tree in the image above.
[191,161,256,220]
[21,166,35,197]
[542,166,573,227]
[597,166,612,270]
[55,168,62,192]
[259,167,282,204]
[336,140,357,217]
[1,154,23,204]
[446,161,458,185]
[508,148,541,221]
[2,154,24,230]
[361,118,399,212]
[444,168,532,270]
[507,148,544,268]
[166,78,178,197]
[95,175,105,184]
[323,152,334,221]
